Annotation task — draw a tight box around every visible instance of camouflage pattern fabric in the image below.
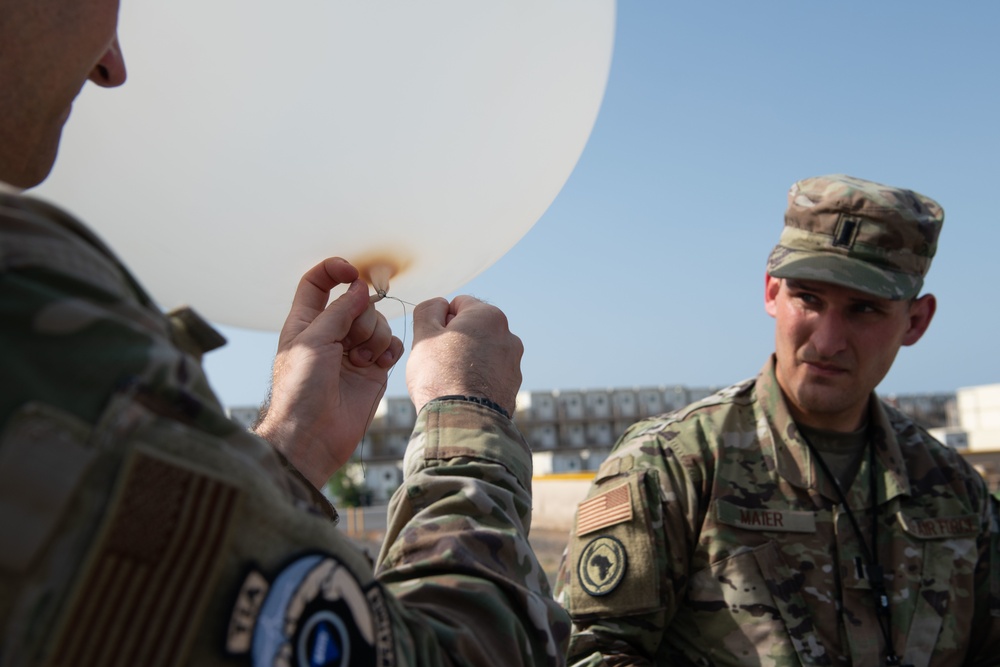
[0,191,569,666]
[766,174,944,301]
[555,357,999,667]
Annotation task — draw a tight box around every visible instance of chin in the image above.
[20,154,59,189]
[801,392,862,421]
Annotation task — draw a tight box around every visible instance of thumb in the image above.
[412,297,450,341]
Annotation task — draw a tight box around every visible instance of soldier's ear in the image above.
[764,274,780,318]
[901,293,935,347]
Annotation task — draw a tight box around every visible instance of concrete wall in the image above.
[530,475,593,532]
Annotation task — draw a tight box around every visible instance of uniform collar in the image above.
[754,355,911,503]
[865,395,911,502]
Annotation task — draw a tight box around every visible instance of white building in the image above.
[927,427,969,451]
[228,381,1000,502]
[956,383,1000,451]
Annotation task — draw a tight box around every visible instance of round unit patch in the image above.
[227,554,395,667]
[577,536,627,597]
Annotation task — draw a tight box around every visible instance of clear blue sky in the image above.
[197,2,1000,408]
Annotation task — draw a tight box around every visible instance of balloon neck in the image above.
[368,264,392,302]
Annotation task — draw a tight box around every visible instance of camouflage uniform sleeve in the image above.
[375,399,571,667]
[2,196,569,666]
[553,417,705,666]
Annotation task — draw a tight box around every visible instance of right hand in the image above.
[406,296,523,416]
[254,257,402,488]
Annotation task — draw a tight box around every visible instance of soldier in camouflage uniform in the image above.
[556,174,1000,666]
[0,1,569,665]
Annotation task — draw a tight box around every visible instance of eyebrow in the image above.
[785,278,893,304]
[784,279,820,291]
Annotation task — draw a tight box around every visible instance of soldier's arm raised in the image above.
[375,296,571,666]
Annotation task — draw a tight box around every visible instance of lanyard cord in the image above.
[799,431,908,667]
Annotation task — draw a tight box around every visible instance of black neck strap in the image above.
[799,428,909,667]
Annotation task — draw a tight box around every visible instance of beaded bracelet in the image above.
[431,394,511,419]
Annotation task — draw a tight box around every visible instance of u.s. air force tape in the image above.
[577,536,628,597]
[226,553,395,667]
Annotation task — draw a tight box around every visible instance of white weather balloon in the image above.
[37,1,615,330]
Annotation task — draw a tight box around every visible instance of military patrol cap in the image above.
[766,174,944,300]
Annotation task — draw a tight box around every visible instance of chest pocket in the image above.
[672,502,831,667]
[893,510,980,667]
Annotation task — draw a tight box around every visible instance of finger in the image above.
[448,295,508,331]
[412,297,450,340]
[376,335,404,369]
[347,311,394,367]
[295,279,370,350]
[342,300,379,351]
[281,258,359,339]
[447,294,483,319]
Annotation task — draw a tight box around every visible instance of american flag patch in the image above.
[49,449,241,667]
[576,483,633,536]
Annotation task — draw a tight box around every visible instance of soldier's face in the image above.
[0,0,127,188]
[764,276,935,432]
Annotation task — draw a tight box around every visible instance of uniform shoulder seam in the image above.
[622,377,756,439]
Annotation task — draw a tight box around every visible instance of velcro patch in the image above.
[716,500,816,533]
[568,472,660,618]
[226,554,396,667]
[833,214,862,248]
[576,483,633,536]
[897,512,979,539]
[226,570,271,655]
[48,448,241,667]
[577,536,627,596]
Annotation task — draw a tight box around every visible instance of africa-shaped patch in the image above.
[577,536,627,597]
[226,553,395,667]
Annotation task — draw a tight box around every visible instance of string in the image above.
[356,293,413,479]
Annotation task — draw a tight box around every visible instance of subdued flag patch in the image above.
[47,448,241,667]
[576,483,633,536]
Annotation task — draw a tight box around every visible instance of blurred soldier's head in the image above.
[0,0,127,188]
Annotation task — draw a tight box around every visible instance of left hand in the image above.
[254,257,403,488]
[407,295,523,417]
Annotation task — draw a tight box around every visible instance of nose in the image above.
[89,35,127,88]
[809,309,849,359]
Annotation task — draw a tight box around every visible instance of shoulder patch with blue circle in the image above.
[225,553,395,666]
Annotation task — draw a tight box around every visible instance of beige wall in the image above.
[531,475,593,531]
